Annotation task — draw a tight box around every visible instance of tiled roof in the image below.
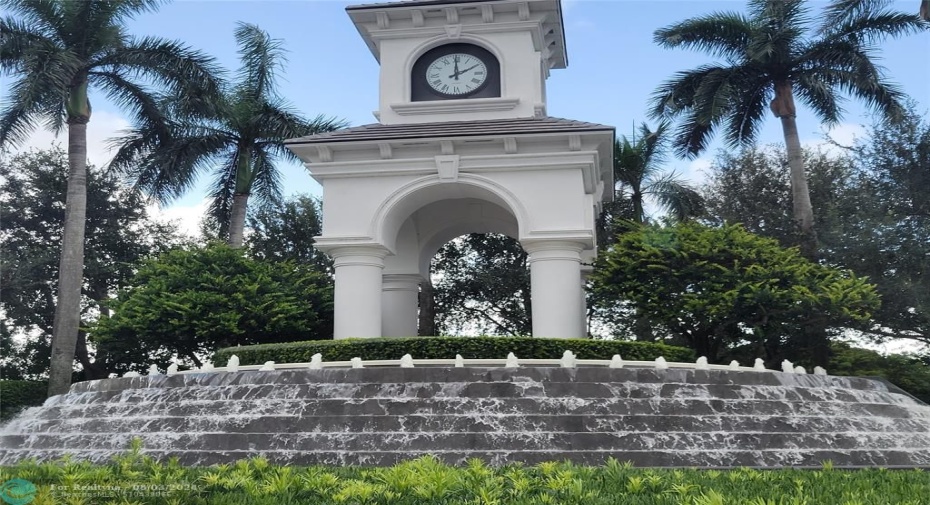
[347,0,499,11]
[285,116,614,145]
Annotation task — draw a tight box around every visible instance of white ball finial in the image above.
[609,355,623,368]
[400,354,414,368]
[794,365,807,374]
[729,360,740,369]
[814,366,828,376]
[455,354,464,368]
[309,353,323,370]
[655,357,668,370]
[166,363,179,376]
[123,371,140,378]
[781,360,795,373]
[695,356,709,370]
[259,361,276,371]
[753,358,766,371]
[147,364,161,376]
[351,357,363,369]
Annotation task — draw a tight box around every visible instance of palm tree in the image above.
[598,122,703,244]
[113,23,345,247]
[0,0,220,396]
[650,0,927,257]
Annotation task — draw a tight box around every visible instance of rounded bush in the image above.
[0,380,47,420]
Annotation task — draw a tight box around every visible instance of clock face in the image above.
[425,53,488,97]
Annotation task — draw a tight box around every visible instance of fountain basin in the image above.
[1,367,928,467]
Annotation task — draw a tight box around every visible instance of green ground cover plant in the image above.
[213,336,694,366]
[2,444,927,505]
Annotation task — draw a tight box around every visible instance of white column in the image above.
[330,246,388,339]
[579,263,594,338]
[523,240,585,338]
[381,274,421,337]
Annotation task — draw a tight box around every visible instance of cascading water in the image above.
[1,367,929,467]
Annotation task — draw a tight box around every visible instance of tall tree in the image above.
[0,147,182,380]
[0,0,220,396]
[113,23,345,247]
[651,0,927,257]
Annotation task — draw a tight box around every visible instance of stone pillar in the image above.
[524,240,585,338]
[381,274,421,337]
[579,264,594,338]
[330,246,389,339]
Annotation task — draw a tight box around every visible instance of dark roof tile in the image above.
[285,116,614,145]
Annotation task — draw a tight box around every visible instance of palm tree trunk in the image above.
[228,193,250,248]
[772,81,817,258]
[47,119,89,397]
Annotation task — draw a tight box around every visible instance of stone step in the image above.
[5,431,930,454]
[68,367,891,394]
[10,413,930,436]
[54,381,916,404]
[3,447,929,468]
[28,396,928,420]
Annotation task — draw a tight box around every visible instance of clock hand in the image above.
[453,55,460,80]
[449,64,482,80]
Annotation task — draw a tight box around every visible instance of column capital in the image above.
[329,245,391,269]
[382,273,423,292]
[521,239,585,264]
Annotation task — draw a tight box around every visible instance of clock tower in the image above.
[286,0,614,340]
[347,0,565,124]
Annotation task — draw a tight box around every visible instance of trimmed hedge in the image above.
[214,336,694,366]
[0,380,47,420]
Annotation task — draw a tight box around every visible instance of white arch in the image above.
[372,174,530,253]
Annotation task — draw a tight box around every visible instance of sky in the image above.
[9,0,930,234]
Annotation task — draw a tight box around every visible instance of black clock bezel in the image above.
[411,43,501,101]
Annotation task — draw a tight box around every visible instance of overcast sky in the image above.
[8,0,930,233]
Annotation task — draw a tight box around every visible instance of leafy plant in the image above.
[212,336,694,366]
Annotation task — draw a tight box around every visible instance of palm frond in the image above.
[792,71,844,125]
[723,74,772,147]
[646,175,705,222]
[0,15,54,72]
[249,146,284,210]
[0,47,75,146]
[92,36,223,103]
[653,13,754,61]
[649,65,720,119]
[90,69,168,135]
[206,149,241,235]
[0,0,64,37]
[819,0,892,32]
[234,22,285,100]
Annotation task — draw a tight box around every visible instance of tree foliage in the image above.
[593,222,879,364]
[0,0,221,396]
[701,107,930,348]
[93,244,334,373]
[245,194,331,272]
[0,148,180,380]
[651,0,928,256]
[112,23,344,247]
[432,234,531,336]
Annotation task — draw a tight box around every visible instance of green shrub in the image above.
[213,336,694,366]
[3,448,929,505]
[0,380,47,420]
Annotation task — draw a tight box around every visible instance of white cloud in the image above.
[148,198,210,240]
[13,111,130,168]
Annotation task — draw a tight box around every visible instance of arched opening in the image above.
[428,232,531,336]
[381,190,523,337]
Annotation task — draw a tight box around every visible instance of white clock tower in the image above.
[286,0,614,339]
